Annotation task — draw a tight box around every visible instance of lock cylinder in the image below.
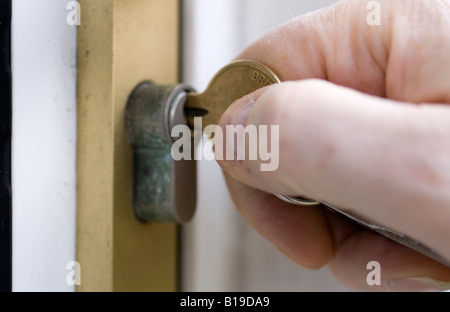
[126,82,197,223]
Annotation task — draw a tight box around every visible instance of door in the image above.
[76,0,180,291]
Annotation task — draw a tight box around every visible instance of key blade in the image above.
[185,93,209,129]
[184,93,208,128]
[184,60,281,133]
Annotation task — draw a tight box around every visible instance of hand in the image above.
[216,0,450,291]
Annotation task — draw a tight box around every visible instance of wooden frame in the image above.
[77,0,179,291]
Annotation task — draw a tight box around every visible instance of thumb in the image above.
[216,79,450,263]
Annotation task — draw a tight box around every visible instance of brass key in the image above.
[184,60,281,133]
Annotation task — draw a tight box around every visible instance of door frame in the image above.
[77,0,180,292]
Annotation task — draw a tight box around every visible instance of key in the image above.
[184,60,281,134]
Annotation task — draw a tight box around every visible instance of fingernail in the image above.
[234,99,256,126]
[224,96,257,127]
[388,278,450,292]
[216,95,257,164]
[218,87,268,128]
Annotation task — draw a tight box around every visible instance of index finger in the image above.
[236,0,390,97]
[236,0,450,104]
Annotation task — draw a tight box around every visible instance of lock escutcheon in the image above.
[126,82,197,223]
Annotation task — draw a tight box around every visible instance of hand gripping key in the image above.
[126,60,450,268]
[187,60,450,267]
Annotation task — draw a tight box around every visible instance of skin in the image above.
[216,0,450,291]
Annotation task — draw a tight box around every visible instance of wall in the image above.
[182,0,351,291]
[11,0,77,291]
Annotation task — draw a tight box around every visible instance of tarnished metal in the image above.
[126,82,196,223]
